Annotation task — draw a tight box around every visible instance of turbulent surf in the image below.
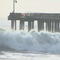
[0,30,60,54]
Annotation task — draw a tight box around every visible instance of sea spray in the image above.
[0,30,60,54]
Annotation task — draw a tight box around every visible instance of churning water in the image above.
[0,30,60,55]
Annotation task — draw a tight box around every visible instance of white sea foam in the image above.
[0,30,60,54]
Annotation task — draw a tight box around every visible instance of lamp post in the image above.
[12,0,17,30]
[13,0,15,13]
[13,0,17,13]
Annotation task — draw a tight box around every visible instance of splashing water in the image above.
[0,30,60,54]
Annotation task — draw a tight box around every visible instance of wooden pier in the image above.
[8,13,60,32]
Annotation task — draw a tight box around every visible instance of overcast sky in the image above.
[0,0,60,18]
[0,0,60,29]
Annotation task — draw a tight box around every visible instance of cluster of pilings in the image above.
[10,19,60,32]
[38,20,60,32]
[8,13,60,32]
[11,20,34,31]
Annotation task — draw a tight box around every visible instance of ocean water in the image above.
[0,30,60,60]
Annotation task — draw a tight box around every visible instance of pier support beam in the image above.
[11,20,14,29]
[41,22,44,31]
[51,21,55,32]
[38,20,44,32]
[46,22,48,31]
[38,20,41,32]
[20,20,24,30]
[46,20,51,32]
[31,21,34,29]
[28,21,31,31]
[55,20,59,32]
[59,21,60,32]
[15,20,16,30]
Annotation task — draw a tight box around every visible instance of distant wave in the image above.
[0,28,5,31]
[0,30,60,54]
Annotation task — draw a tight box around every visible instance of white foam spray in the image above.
[0,30,60,54]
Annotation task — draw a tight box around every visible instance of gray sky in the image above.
[0,0,60,29]
[0,0,60,18]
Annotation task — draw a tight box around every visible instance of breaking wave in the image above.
[0,30,60,54]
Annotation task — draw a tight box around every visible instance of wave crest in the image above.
[0,31,60,54]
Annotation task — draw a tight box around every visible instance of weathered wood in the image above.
[8,13,60,32]
[11,20,14,29]
[28,21,31,31]
[20,20,24,30]
[31,21,34,29]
